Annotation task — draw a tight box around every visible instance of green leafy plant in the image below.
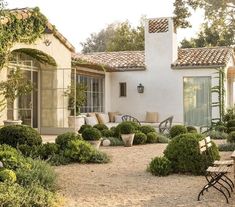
[105,137,124,146]
[206,130,228,140]
[37,143,59,160]
[186,126,197,133]
[93,124,108,131]
[148,156,172,176]
[78,124,92,134]
[133,132,147,145]
[218,143,235,151]
[227,131,235,143]
[146,132,158,143]
[118,122,135,134]
[139,125,156,135]
[82,128,102,141]
[64,83,87,115]
[101,129,114,137]
[55,132,82,150]
[0,68,34,120]
[164,133,220,175]
[0,125,42,148]
[0,169,17,182]
[169,125,187,138]
[157,134,170,143]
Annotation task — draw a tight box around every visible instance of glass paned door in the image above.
[184,77,211,126]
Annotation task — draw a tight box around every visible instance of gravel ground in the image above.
[54,141,235,207]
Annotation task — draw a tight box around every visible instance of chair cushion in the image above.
[96,113,110,124]
[145,112,158,123]
[108,112,119,122]
[84,116,98,126]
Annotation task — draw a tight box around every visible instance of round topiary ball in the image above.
[139,125,156,135]
[133,132,147,145]
[118,122,135,134]
[37,143,60,160]
[148,156,172,176]
[93,124,108,131]
[101,129,114,137]
[186,126,197,133]
[0,169,17,182]
[55,132,82,150]
[0,125,42,148]
[169,125,187,138]
[146,132,158,143]
[227,119,235,128]
[78,124,92,134]
[82,128,102,141]
[228,131,235,143]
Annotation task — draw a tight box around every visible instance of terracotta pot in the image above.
[87,140,101,149]
[121,133,135,147]
[3,120,22,126]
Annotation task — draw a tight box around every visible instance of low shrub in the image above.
[48,153,71,166]
[105,137,123,146]
[227,131,235,143]
[133,132,147,145]
[78,124,92,134]
[148,156,172,176]
[227,119,235,128]
[0,169,17,182]
[82,128,101,141]
[218,143,235,151]
[110,126,121,138]
[37,143,60,160]
[16,158,57,191]
[0,182,59,207]
[93,124,108,131]
[146,132,158,143]
[118,122,135,134]
[139,125,156,135]
[169,125,187,138]
[64,140,94,163]
[215,125,227,132]
[89,150,110,164]
[55,132,82,150]
[17,144,39,158]
[186,126,197,133]
[0,125,42,148]
[228,127,235,133]
[124,121,140,131]
[206,130,228,140]
[101,129,114,137]
[157,134,170,143]
[164,133,220,175]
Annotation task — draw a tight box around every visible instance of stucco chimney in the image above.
[145,17,177,69]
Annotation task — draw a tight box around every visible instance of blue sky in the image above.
[6,0,204,52]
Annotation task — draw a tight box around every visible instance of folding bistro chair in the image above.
[158,116,173,133]
[197,138,234,203]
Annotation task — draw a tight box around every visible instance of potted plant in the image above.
[82,127,102,149]
[119,122,135,147]
[64,83,87,130]
[0,67,33,125]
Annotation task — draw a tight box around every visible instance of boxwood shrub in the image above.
[93,124,108,131]
[55,132,82,150]
[148,156,172,176]
[186,126,197,133]
[227,131,235,143]
[169,125,187,138]
[139,125,155,135]
[0,169,17,182]
[118,122,135,134]
[101,129,114,137]
[218,143,235,151]
[133,132,147,145]
[0,125,42,148]
[82,128,101,141]
[164,133,220,175]
[146,132,158,143]
[78,124,92,134]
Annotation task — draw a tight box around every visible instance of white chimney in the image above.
[145,17,177,69]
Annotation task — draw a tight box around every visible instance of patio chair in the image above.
[121,115,141,125]
[158,116,173,133]
[197,137,234,203]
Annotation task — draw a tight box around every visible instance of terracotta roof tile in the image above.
[172,47,234,68]
[148,18,168,33]
[72,51,146,71]
[1,8,75,52]
[73,47,234,71]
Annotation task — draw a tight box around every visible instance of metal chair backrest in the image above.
[121,115,141,125]
[159,116,174,133]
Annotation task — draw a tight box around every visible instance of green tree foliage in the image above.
[81,17,145,53]
[174,0,235,47]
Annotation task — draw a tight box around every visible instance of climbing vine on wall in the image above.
[0,7,48,68]
[211,68,225,125]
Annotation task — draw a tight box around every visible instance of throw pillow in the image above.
[85,116,98,126]
[145,112,158,123]
[115,115,123,123]
[96,113,109,124]
[108,112,119,122]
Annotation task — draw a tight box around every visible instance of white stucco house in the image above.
[0,8,235,134]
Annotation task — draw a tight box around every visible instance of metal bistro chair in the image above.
[197,137,234,203]
[121,115,141,125]
[158,116,173,133]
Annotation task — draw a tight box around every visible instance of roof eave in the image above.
[171,64,226,70]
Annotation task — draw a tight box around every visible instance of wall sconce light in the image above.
[43,39,52,46]
[137,83,144,93]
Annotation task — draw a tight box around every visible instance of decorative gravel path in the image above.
[54,142,235,207]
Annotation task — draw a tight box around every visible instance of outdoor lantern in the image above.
[137,83,144,93]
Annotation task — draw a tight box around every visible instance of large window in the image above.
[76,75,104,113]
[183,77,211,126]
